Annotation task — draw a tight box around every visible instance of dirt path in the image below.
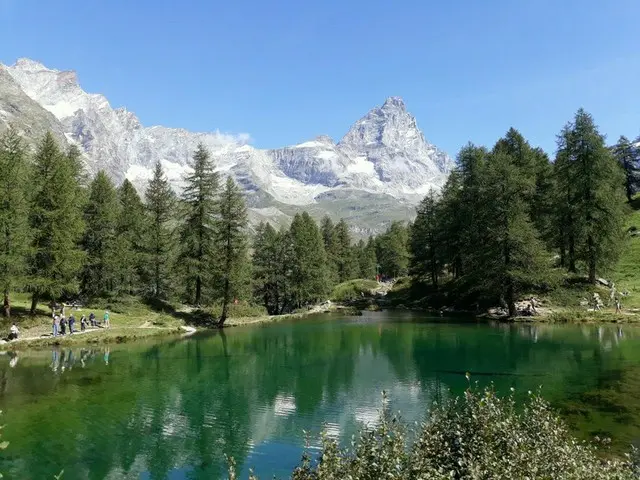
[0,327,103,345]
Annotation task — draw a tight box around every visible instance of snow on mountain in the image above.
[1,58,453,233]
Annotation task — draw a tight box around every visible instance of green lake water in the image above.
[1,311,640,479]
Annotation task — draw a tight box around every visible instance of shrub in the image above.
[228,386,637,480]
[330,280,379,302]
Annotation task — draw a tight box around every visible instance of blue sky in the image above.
[0,0,638,156]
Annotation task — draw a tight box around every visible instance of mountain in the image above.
[0,58,454,234]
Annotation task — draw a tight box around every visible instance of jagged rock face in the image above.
[0,58,454,234]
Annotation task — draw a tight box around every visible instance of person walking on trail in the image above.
[615,297,622,314]
[68,313,76,334]
[52,315,60,337]
[103,310,110,329]
[89,312,96,327]
[80,314,87,332]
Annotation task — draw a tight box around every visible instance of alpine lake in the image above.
[1,311,639,479]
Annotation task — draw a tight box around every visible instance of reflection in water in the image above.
[0,312,639,479]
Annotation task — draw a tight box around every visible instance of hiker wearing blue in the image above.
[89,312,96,326]
[68,314,76,334]
[52,315,60,337]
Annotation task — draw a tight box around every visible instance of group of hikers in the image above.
[51,305,110,337]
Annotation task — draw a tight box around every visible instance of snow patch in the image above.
[291,140,325,149]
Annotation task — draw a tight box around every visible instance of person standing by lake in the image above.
[52,315,60,337]
[60,316,66,335]
[80,314,87,331]
[89,312,96,326]
[103,310,110,329]
[68,313,76,334]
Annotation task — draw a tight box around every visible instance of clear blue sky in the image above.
[1,0,638,156]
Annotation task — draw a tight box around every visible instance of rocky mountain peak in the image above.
[381,96,406,111]
[14,58,48,72]
[314,135,334,144]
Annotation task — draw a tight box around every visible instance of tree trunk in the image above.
[3,290,10,318]
[30,292,40,315]
[568,233,576,273]
[218,277,230,327]
[195,275,202,306]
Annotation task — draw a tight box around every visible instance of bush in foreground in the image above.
[330,279,379,303]
[229,386,637,480]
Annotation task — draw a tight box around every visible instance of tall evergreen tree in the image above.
[28,132,86,313]
[356,238,377,280]
[479,150,550,316]
[556,109,627,283]
[252,222,295,314]
[410,189,442,288]
[214,176,249,326]
[0,129,30,317]
[320,215,339,285]
[144,162,176,299]
[81,171,119,297]
[333,219,356,283]
[376,221,409,278]
[613,135,640,203]
[178,144,220,305]
[115,179,147,295]
[289,212,328,306]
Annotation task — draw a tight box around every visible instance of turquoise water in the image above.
[0,311,639,479]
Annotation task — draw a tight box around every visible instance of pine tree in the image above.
[613,135,640,203]
[214,176,249,326]
[376,222,409,278]
[333,219,356,283]
[355,238,377,280]
[479,150,550,316]
[81,171,119,298]
[28,133,86,313]
[557,110,627,283]
[252,222,295,314]
[0,129,31,317]
[115,179,147,295]
[289,212,328,306]
[144,162,176,299]
[553,126,578,271]
[178,144,220,305]
[320,215,339,284]
[410,189,442,288]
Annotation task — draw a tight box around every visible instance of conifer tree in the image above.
[410,189,442,288]
[0,129,30,317]
[333,219,356,283]
[320,215,339,285]
[178,144,220,305]
[356,238,377,280]
[144,162,176,299]
[613,135,640,203]
[115,179,147,295]
[214,176,249,326]
[376,222,409,278]
[553,126,578,271]
[28,133,86,313]
[253,222,294,314]
[81,171,119,298]
[479,150,550,316]
[289,212,328,306]
[557,109,627,283]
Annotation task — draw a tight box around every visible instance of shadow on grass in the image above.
[140,297,218,328]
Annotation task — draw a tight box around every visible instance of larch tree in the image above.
[144,161,176,299]
[115,179,147,295]
[557,109,627,283]
[82,170,119,297]
[178,144,220,305]
[0,129,31,317]
[214,176,249,326]
[289,212,328,307]
[333,219,356,283]
[28,132,86,313]
[613,135,640,203]
[410,189,442,289]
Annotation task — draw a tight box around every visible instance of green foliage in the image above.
[214,176,250,325]
[330,279,378,302]
[28,133,86,311]
[143,161,176,299]
[252,223,295,315]
[376,221,409,278]
[81,171,119,298]
[177,144,220,305]
[290,212,329,307]
[332,219,357,283]
[410,188,442,288]
[613,135,640,203]
[355,238,377,280]
[230,388,636,480]
[0,129,31,317]
[114,179,147,296]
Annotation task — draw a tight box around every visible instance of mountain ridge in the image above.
[0,57,453,234]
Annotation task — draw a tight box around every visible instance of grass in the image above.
[330,279,379,302]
